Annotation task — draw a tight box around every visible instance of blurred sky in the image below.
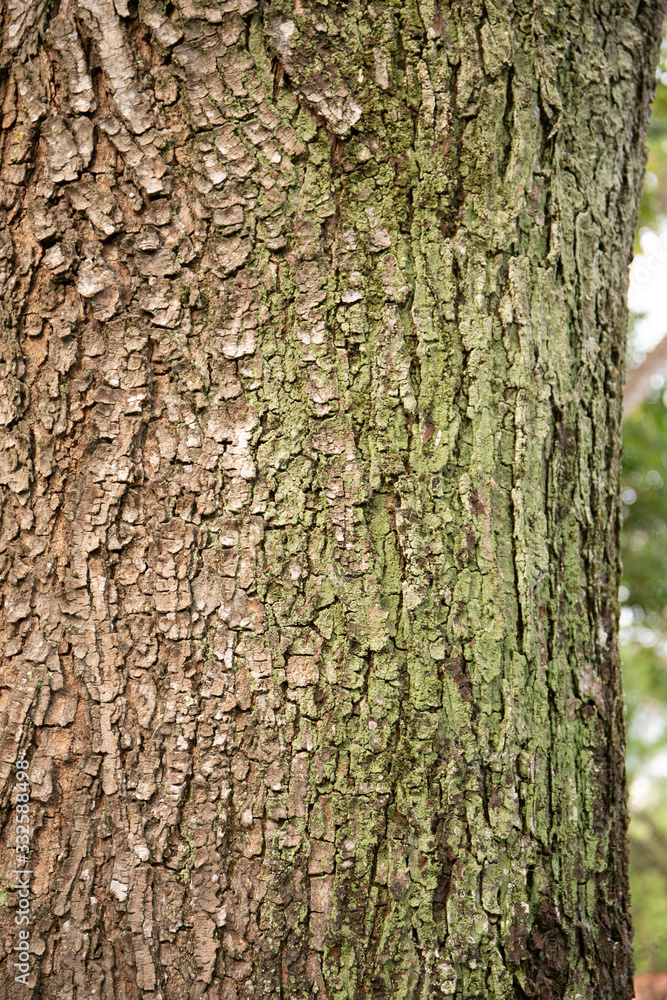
[629,220,667,352]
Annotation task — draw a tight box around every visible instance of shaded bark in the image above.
[0,1,663,998]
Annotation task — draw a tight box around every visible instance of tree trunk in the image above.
[0,1,662,997]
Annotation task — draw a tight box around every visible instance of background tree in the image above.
[616,31,667,981]
[0,2,663,998]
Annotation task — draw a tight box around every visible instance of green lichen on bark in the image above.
[0,0,663,997]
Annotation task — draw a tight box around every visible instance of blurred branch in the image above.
[632,811,667,883]
[624,332,667,416]
[632,833,667,883]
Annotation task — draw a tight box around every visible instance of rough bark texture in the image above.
[0,1,663,998]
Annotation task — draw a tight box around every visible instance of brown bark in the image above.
[0,1,663,998]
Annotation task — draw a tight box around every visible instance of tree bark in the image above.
[0,1,663,998]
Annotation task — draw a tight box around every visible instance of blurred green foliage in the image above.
[622,29,667,976]
[622,395,667,974]
[637,37,667,239]
[622,399,667,624]
[629,810,667,972]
